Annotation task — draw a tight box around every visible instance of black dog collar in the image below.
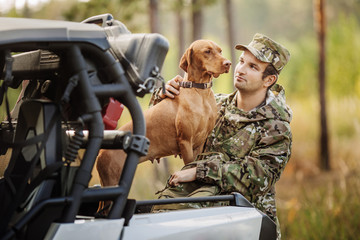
[179,81,213,89]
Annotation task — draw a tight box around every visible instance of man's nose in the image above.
[235,63,245,74]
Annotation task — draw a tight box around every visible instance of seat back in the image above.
[0,100,63,238]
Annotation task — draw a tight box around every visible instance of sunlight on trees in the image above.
[1,1,360,239]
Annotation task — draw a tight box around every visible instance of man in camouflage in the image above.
[150,33,292,239]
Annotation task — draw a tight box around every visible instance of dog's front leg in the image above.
[178,139,194,165]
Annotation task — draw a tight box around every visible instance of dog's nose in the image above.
[224,60,231,69]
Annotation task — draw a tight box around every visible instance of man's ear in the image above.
[179,48,193,72]
[264,75,277,88]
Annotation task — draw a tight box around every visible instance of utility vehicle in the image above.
[0,14,276,240]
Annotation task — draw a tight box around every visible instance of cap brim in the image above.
[235,44,247,51]
[235,44,271,63]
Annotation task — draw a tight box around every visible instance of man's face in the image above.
[233,50,269,93]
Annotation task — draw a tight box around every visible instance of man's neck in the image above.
[236,90,267,111]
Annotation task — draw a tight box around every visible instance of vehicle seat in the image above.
[0,99,63,239]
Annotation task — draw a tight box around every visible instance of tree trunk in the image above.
[314,0,330,170]
[149,0,160,33]
[192,0,203,41]
[23,0,31,18]
[224,0,236,89]
[176,10,185,75]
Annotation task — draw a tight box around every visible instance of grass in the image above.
[278,169,360,240]
[276,96,360,239]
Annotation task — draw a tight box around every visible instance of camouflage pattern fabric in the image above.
[235,33,290,73]
[150,84,292,239]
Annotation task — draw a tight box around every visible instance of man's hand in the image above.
[169,167,196,186]
[159,75,183,99]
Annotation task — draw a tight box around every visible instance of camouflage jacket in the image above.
[149,84,292,223]
[194,84,292,222]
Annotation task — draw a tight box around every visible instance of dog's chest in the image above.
[180,90,215,113]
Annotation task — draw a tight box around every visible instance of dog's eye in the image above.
[205,49,211,54]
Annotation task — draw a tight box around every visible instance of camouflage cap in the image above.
[235,33,290,73]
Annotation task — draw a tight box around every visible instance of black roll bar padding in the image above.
[81,186,126,202]
[104,70,148,219]
[92,84,129,97]
[100,61,147,219]
[121,199,137,226]
[79,43,147,219]
[61,45,105,223]
[0,50,5,77]
[57,42,146,221]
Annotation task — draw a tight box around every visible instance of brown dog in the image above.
[96,39,231,191]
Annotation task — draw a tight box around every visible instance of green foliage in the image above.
[63,0,147,32]
[279,14,360,99]
[328,97,360,138]
[1,7,21,18]
[0,88,21,121]
[327,14,360,97]
[280,34,318,98]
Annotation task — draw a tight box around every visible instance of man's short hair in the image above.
[262,63,278,80]
[262,63,278,89]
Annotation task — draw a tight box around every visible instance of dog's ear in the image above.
[179,48,193,72]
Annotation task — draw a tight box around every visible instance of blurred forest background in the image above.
[1,0,360,239]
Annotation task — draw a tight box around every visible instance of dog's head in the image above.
[180,40,231,80]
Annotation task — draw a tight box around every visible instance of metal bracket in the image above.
[125,134,149,156]
[61,74,79,103]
